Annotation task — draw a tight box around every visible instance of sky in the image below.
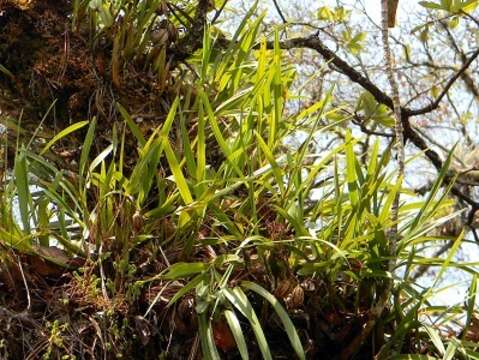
[362,0,419,23]
[267,0,478,311]
[339,0,422,26]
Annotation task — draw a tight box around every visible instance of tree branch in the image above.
[265,35,396,108]
[406,47,479,116]
[264,33,479,121]
[205,31,479,220]
[212,0,229,24]
[272,0,287,24]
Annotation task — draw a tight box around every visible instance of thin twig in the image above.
[211,0,228,24]
[98,244,110,302]
[272,0,287,24]
[166,3,191,30]
[167,2,194,24]
[16,255,31,311]
[407,47,479,116]
[174,10,479,236]
[462,10,479,27]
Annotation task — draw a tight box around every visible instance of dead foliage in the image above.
[0,0,180,142]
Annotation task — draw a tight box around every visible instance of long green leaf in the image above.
[241,281,305,360]
[40,120,89,155]
[223,287,272,360]
[14,150,31,233]
[162,137,193,204]
[117,103,146,146]
[163,262,208,280]
[79,117,97,180]
[198,313,221,360]
[224,309,249,360]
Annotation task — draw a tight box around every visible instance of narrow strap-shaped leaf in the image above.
[254,130,284,194]
[117,103,146,146]
[224,309,249,360]
[198,313,221,360]
[40,120,89,155]
[162,137,193,205]
[79,117,97,180]
[163,262,207,280]
[14,150,31,233]
[241,281,305,360]
[223,287,272,360]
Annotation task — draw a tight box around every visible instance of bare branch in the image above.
[206,30,479,218]
[212,0,228,24]
[406,48,479,116]
[264,35,396,109]
[272,0,287,24]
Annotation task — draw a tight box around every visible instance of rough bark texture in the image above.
[0,0,176,134]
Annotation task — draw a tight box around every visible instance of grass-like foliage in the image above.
[0,2,478,359]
